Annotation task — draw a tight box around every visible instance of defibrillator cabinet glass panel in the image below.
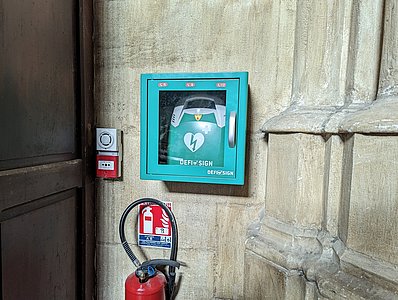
[140,72,248,185]
[159,90,226,167]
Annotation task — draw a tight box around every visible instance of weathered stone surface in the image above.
[324,135,344,237]
[345,0,385,103]
[95,0,280,291]
[292,1,350,106]
[244,251,287,299]
[339,97,398,133]
[265,134,326,228]
[347,135,398,265]
[95,0,398,298]
[246,0,398,298]
[262,97,398,134]
[317,269,398,300]
[94,66,139,132]
[97,244,132,300]
[262,106,337,134]
[244,250,306,300]
[341,249,398,292]
[171,199,218,250]
[173,248,215,300]
[378,0,398,97]
[214,203,262,299]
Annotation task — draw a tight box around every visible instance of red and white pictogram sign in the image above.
[138,202,172,249]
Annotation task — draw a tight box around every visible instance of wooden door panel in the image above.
[1,193,77,300]
[0,160,82,212]
[0,0,77,170]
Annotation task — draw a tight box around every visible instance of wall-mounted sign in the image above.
[140,72,248,185]
[138,201,173,249]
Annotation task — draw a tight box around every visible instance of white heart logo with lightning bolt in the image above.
[184,133,205,152]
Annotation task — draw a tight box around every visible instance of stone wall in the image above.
[95,0,398,299]
[245,0,398,299]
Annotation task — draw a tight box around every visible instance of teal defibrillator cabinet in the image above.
[140,72,248,185]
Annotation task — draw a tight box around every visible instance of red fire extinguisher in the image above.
[119,198,180,300]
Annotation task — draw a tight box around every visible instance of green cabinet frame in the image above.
[140,72,248,185]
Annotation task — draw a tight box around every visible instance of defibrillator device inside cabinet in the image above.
[140,72,248,185]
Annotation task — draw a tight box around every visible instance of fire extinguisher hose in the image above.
[119,198,179,299]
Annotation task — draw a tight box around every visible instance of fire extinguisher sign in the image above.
[138,201,173,249]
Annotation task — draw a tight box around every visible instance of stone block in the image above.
[214,203,263,299]
[265,133,326,228]
[244,250,305,300]
[97,244,132,300]
[347,135,398,265]
[174,248,215,300]
[325,135,345,237]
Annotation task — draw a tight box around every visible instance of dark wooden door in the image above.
[0,0,94,299]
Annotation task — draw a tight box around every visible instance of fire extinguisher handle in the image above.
[141,259,181,269]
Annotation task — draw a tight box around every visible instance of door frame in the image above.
[78,0,95,298]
